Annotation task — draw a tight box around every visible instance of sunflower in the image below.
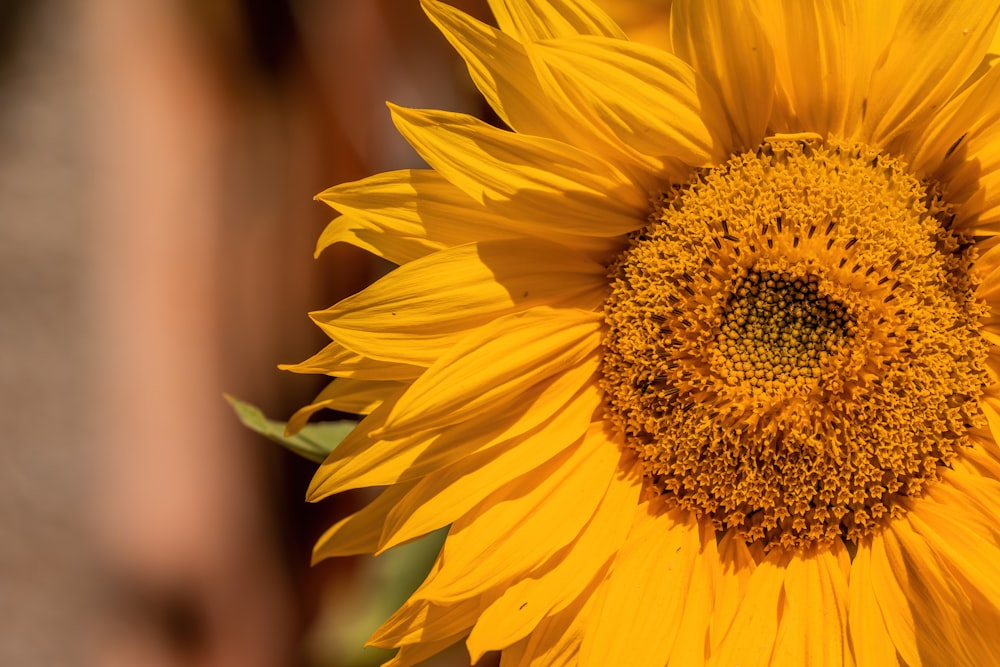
[282,1,1000,664]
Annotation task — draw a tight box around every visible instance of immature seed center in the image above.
[600,139,989,549]
[714,269,854,394]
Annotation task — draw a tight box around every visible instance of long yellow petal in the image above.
[310,240,606,367]
[378,307,602,437]
[581,502,710,667]
[466,447,641,659]
[315,169,523,264]
[904,64,1000,237]
[382,636,462,667]
[848,539,902,667]
[307,351,600,500]
[415,423,620,603]
[708,529,756,652]
[279,341,423,381]
[421,0,568,140]
[369,584,482,648]
[378,371,602,552]
[757,0,895,141]
[389,105,647,238]
[712,548,793,666]
[769,542,851,667]
[499,580,601,667]
[529,36,731,170]
[487,0,625,41]
[906,494,1000,651]
[868,531,922,666]
[286,378,402,435]
[669,0,774,151]
[863,0,1000,146]
[310,483,417,562]
[878,518,985,665]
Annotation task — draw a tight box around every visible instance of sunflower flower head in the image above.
[279,1,1000,665]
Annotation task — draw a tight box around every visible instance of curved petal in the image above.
[389,104,648,238]
[383,636,463,667]
[875,513,999,665]
[278,341,424,381]
[708,530,757,651]
[306,349,600,500]
[714,542,850,667]
[377,372,602,551]
[310,482,417,562]
[369,581,483,648]
[756,0,897,140]
[909,64,1000,237]
[498,579,600,667]
[377,307,602,437]
[315,169,524,264]
[420,0,569,140]
[487,0,626,41]
[414,420,622,603]
[768,542,851,667]
[466,447,641,658]
[669,0,775,151]
[581,502,714,667]
[310,240,607,366]
[863,0,1000,146]
[529,36,732,171]
[848,539,903,667]
[286,378,401,436]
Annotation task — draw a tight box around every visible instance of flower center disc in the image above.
[600,139,989,549]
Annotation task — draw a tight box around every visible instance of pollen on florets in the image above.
[600,139,989,550]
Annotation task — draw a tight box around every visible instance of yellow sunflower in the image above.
[282,0,1000,664]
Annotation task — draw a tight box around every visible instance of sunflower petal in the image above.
[286,378,401,435]
[903,63,1000,236]
[388,104,647,238]
[279,341,424,381]
[487,0,625,41]
[877,516,997,665]
[864,0,1000,145]
[378,307,602,437]
[770,542,850,667]
[581,503,711,667]
[382,636,462,667]
[415,422,620,603]
[709,530,757,652]
[529,36,731,170]
[310,240,606,367]
[848,539,902,667]
[669,0,774,151]
[420,0,568,140]
[369,585,482,648]
[466,447,641,658]
[307,350,600,500]
[712,548,792,666]
[311,482,417,562]
[499,580,599,667]
[315,169,524,264]
[378,371,602,552]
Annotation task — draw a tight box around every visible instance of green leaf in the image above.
[224,394,356,463]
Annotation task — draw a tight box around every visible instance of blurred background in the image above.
[0,1,667,666]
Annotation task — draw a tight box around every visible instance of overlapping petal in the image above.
[669,0,774,151]
[863,0,1000,145]
[309,240,606,367]
[488,0,625,42]
[528,36,732,172]
[389,104,648,237]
